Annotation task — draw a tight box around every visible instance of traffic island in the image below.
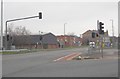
[72,51,118,60]
[72,55,100,60]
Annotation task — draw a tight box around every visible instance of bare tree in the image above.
[7,23,15,35]
[6,23,31,35]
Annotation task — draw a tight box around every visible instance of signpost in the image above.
[97,20,104,58]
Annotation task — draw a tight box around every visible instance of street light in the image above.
[64,23,67,35]
[110,19,114,47]
[64,23,67,48]
[5,12,42,50]
[110,19,114,37]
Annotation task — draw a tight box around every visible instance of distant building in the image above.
[109,36,118,47]
[57,35,82,47]
[82,30,98,45]
[82,30,110,46]
[11,33,58,49]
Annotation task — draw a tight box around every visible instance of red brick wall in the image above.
[57,35,82,47]
[48,44,58,49]
[15,44,58,49]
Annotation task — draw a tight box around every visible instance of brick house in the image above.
[82,30,97,45]
[82,30,109,45]
[12,33,58,49]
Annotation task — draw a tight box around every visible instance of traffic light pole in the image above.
[5,13,42,50]
[101,35,104,58]
[98,34,100,54]
[1,0,3,50]
[99,34,104,58]
[97,20,104,58]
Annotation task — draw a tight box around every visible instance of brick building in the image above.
[11,33,58,49]
[82,30,109,45]
[57,35,82,47]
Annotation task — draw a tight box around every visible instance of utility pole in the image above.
[110,19,114,48]
[97,20,104,58]
[97,20,100,53]
[64,23,67,35]
[97,20,99,30]
[110,19,114,37]
[1,0,3,50]
[64,23,67,48]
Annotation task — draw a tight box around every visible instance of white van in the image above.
[89,42,95,48]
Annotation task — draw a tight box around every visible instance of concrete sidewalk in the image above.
[81,48,118,59]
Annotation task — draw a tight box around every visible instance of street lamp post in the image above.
[5,12,42,50]
[64,23,67,47]
[110,19,114,47]
[64,23,67,35]
[1,0,3,50]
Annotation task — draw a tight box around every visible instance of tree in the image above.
[7,23,15,35]
[6,23,31,36]
[14,26,31,35]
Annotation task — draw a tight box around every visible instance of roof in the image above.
[82,30,92,35]
[12,33,58,45]
[82,30,100,35]
[57,35,78,38]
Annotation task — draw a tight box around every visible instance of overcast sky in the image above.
[1,0,118,36]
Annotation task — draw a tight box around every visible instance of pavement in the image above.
[0,55,2,79]
[2,47,118,77]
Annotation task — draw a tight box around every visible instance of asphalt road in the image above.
[2,47,118,77]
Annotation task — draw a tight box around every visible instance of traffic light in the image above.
[40,35,42,41]
[96,33,99,37]
[7,35,12,41]
[92,32,95,38]
[99,22,104,34]
[7,34,9,41]
[39,12,42,19]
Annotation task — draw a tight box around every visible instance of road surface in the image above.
[2,47,118,77]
